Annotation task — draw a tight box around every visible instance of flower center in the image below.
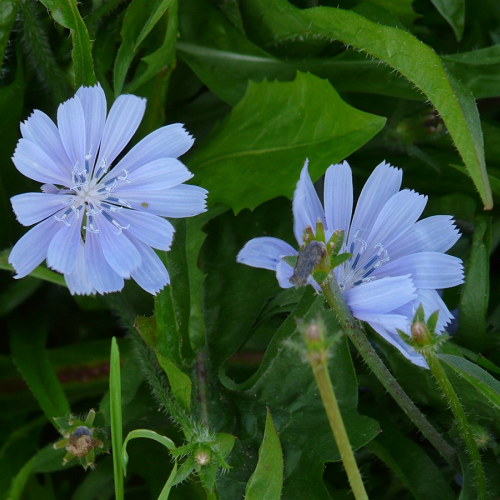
[54,156,132,235]
[338,229,390,291]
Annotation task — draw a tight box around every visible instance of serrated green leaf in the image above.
[9,320,70,428]
[429,0,465,41]
[38,0,96,87]
[438,354,500,412]
[189,72,386,213]
[245,409,283,500]
[455,216,491,350]
[239,0,493,209]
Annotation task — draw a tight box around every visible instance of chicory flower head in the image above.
[237,160,464,367]
[9,84,207,295]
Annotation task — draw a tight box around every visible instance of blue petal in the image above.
[20,110,71,175]
[65,241,95,295]
[12,139,70,185]
[292,160,326,244]
[95,94,146,173]
[109,158,193,192]
[114,124,194,174]
[368,321,428,368]
[9,216,62,278]
[92,216,141,278]
[123,184,208,217]
[76,84,107,167]
[375,252,464,289]
[343,275,416,314]
[111,209,175,251]
[46,212,82,274]
[324,161,353,239]
[128,234,170,294]
[57,95,87,171]
[364,189,427,251]
[11,193,72,226]
[349,161,402,244]
[84,230,124,294]
[276,259,295,288]
[388,215,460,261]
[237,237,297,271]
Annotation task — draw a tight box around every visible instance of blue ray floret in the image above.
[9,84,207,295]
[237,160,464,367]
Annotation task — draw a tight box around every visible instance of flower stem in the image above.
[305,330,368,500]
[423,352,487,499]
[320,275,458,469]
[196,350,209,428]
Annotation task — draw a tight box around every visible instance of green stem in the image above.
[320,276,458,469]
[196,350,209,428]
[424,352,487,499]
[308,349,368,499]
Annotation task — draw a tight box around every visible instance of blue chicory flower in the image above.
[9,84,207,295]
[237,160,464,367]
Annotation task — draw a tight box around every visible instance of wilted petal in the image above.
[344,275,416,314]
[115,124,194,174]
[292,160,326,244]
[237,237,297,271]
[9,216,62,278]
[11,193,72,226]
[324,161,353,238]
[95,94,146,171]
[376,252,464,289]
[84,230,124,294]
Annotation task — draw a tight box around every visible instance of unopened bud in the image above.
[411,322,431,347]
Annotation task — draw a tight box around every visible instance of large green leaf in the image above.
[455,216,491,350]
[188,71,386,213]
[239,0,493,209]
[9,320,70,428]
[38,0,96,87]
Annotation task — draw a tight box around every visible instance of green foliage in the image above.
[2,0,500,498]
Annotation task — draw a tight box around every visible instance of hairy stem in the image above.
[306,333,368,500]
[320,275,458,469]
[424,352,486,499]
